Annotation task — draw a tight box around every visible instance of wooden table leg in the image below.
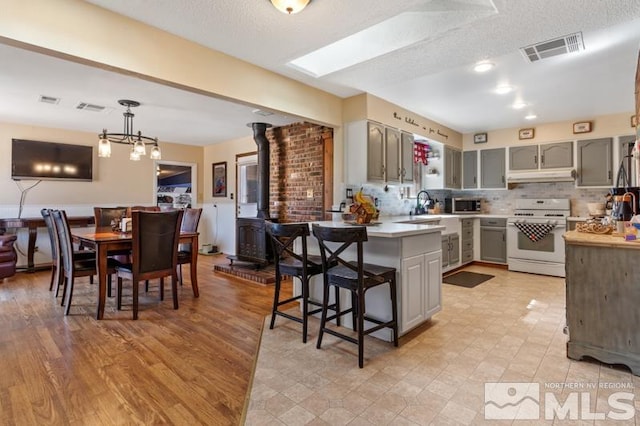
[190,234,199,297]
[27,225,38,272]
[96,243,108,320]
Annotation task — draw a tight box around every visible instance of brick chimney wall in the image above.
[267,122,332,223]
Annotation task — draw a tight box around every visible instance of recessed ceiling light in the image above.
[495,85,513,95]
[473,61,495,73]
[512,102,527,110]
[525,114,537,120]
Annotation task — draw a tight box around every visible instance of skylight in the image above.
[288,1,498,77]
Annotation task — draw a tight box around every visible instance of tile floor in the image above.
[245,265,639,425]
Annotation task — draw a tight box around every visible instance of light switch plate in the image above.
[307,189,313,199]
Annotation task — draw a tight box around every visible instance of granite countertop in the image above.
[311,220,445,238]
[564,230,640,249]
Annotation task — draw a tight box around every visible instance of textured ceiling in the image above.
[1,0,639,145]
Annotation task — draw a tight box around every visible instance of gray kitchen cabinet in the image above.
[480,218,507,263]
[577,138,612,187]
[509,145,538,170]
[540,141,573,169]
[401,132,415,183]
[441,233,459,268]
[345,120,414,185]
[461,219,474,264]
[366,121,385,182]
[480,148,506,188]
[385,127,401,183]
[463,150,477,189]
[444,146,461,189]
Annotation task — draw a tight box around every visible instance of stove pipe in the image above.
[250,122,272,219]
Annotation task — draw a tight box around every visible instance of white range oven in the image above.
[507,198,570,277]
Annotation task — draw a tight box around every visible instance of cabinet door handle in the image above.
[608,170,612,180]
[474,176,477,184]
[541,154,545,165]
[534,155,537,165]
[502,175,505,183]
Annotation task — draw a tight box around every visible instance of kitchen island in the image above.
[303,219,445,341]
[564,230,640,375]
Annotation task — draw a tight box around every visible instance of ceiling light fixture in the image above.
[270,0,310,14]
[512,102,527,110]
[473,61,494,73]
[525,114,537,120]
[495,85,513,95]
[98,100,161,161]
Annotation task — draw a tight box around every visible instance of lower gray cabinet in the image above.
[480,218,506,263]
[441,233,459,268]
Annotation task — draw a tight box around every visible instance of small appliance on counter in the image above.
[444,198,481,214]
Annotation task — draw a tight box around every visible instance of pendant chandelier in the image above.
[270,0,310,14]
[98,99,161,161]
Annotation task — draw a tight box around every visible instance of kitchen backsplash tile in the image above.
[348,182,609,217]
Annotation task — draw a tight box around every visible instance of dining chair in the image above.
[126,205,161,217]
[177,207,202,291]
[312,224,399,368]
[51,209,119,315]
[41,208,95,295]
[265,221,338,343]
[115,210,183,320]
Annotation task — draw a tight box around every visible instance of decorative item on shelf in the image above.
[632,115,637,128]
[413,141,430,165]
[518,128,535,140]
[474,132,488,144]
[573,121,592,134]
[98,100,161,160]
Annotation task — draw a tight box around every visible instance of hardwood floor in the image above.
[0,254,290,425]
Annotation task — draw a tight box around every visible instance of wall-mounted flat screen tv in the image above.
[11,139,93,181]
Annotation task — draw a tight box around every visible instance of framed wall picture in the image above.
[473,133,488,144]
[212,161,227,197]
[632,115,637,128]
[518,128,535,140]
[573,121,592,134]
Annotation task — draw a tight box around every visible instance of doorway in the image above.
[236,153,257,218]
[154,160,197,208]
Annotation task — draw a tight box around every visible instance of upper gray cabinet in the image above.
[444,146,461,189]
[509,145,538,170]
[385,127,401,183]
[540,142,573,169]
[401,132,415,184]
[481,148,506,188]
[345,120,414,185]
[577,138,612,187]
[508,142,573,171]
[367,121,385,182]
[463,150,477,189]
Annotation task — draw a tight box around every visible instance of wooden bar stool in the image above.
[312,224,398,368]
[265,221,338,343]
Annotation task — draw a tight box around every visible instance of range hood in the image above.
[507,169,576,183]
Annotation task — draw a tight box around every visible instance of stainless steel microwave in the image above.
[444,198,481,213]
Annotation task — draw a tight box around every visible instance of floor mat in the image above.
[443,271,494,288]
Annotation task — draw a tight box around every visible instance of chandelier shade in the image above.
[98,99,161,160]
[270,0,310,14]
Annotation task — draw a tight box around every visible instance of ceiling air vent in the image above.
[252,108,274,117]
[76,102,106,112]
[520,32,584,63]
[39,95,60,105]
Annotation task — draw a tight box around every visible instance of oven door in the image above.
[507,219,565,263]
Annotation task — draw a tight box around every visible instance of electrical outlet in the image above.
[306,189,313,199]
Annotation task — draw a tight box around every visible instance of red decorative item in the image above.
[414,141,429,165]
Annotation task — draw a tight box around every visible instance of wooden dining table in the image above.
[72,226,199,320]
